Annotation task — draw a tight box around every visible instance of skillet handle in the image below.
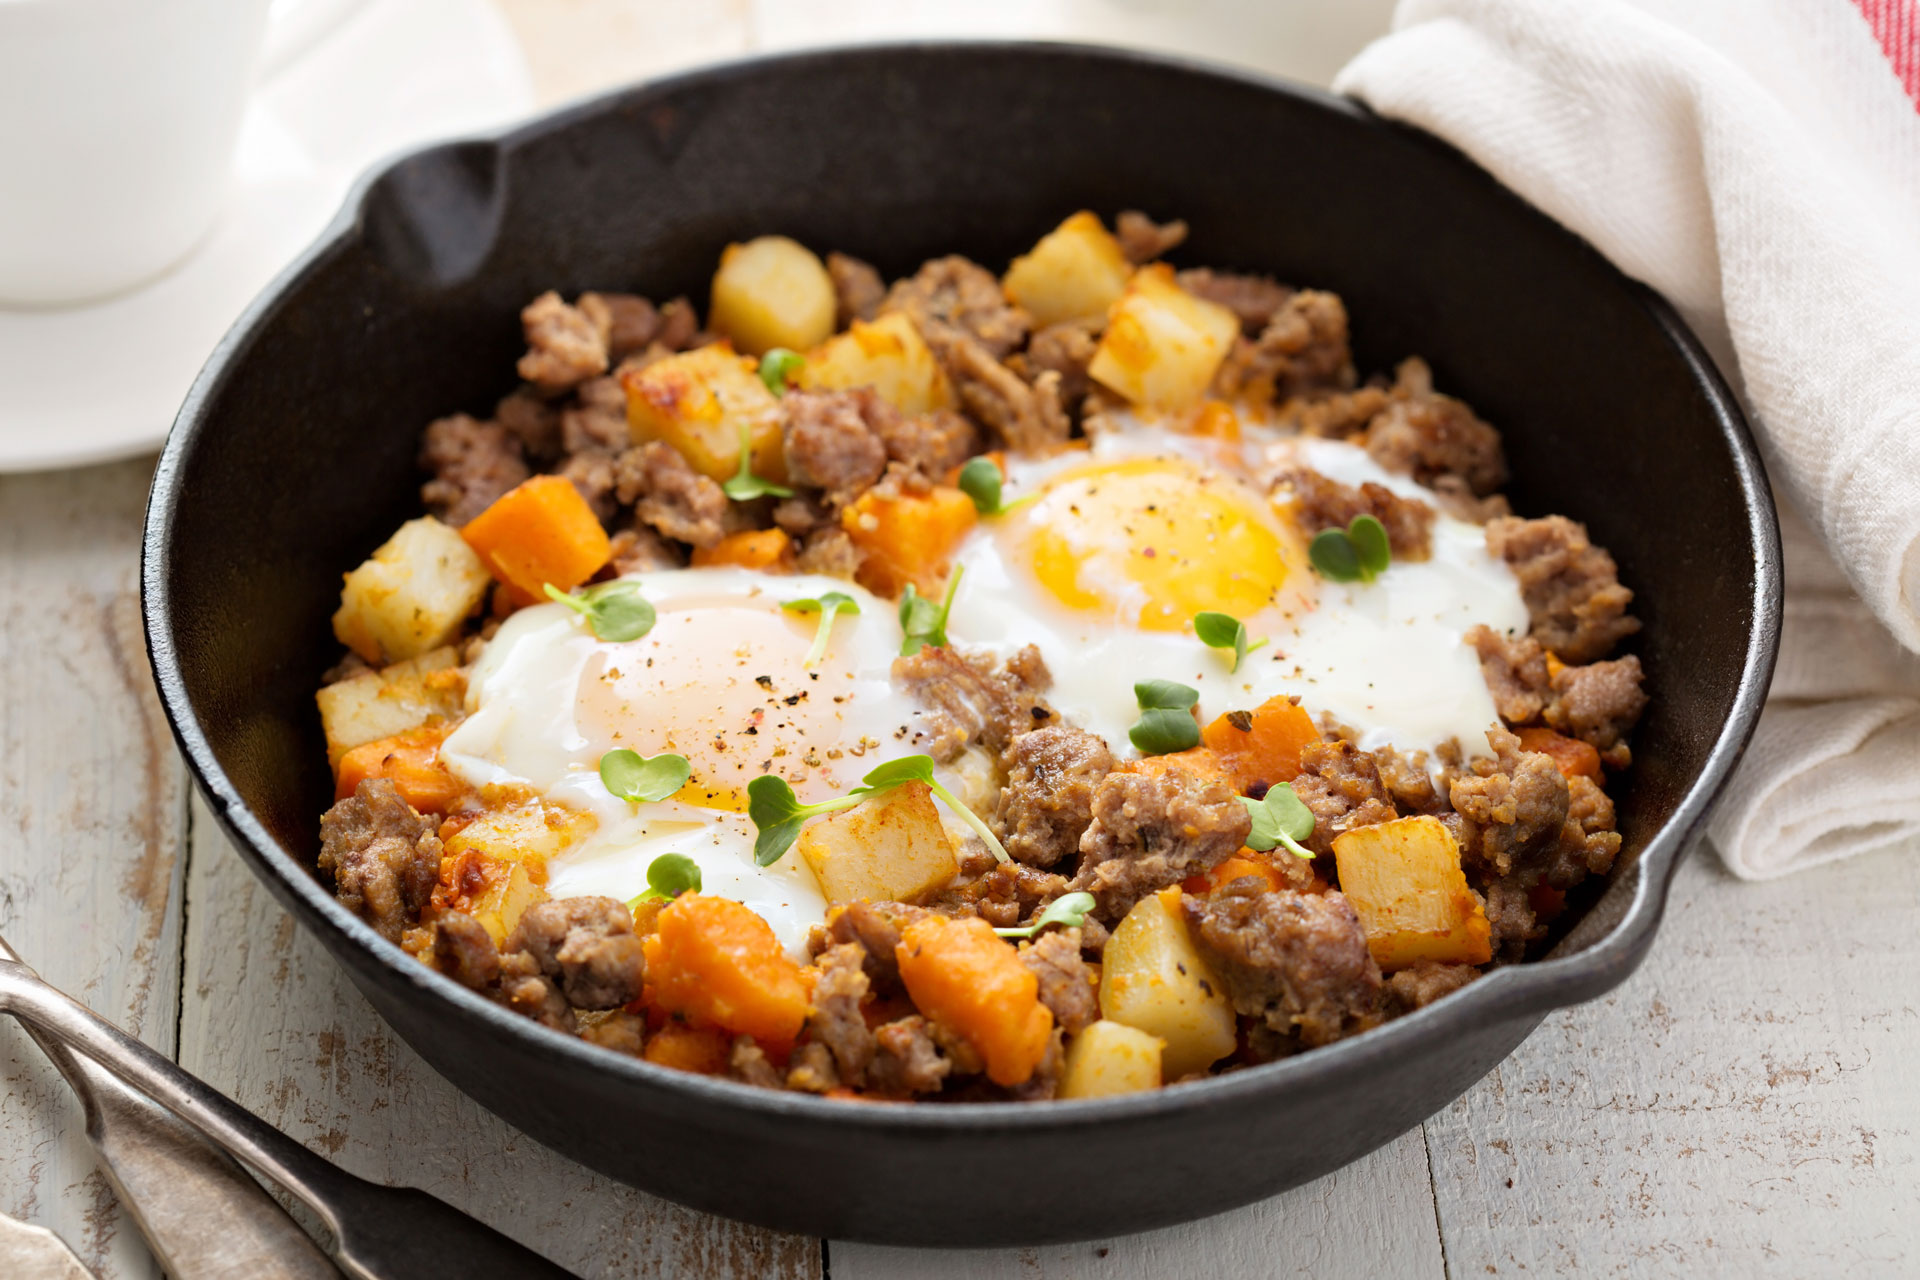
[0,959,578,1280]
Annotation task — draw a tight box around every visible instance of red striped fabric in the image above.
[1853,0,1920,107]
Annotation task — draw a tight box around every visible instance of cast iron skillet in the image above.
[143,43,1780,1247]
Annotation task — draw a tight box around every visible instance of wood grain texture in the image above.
[177,795,820,1280]
[1425,844,1920,1278]
[831,1128,1445,1278]
[0,460,187,1280]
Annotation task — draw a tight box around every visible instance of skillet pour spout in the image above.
[142,43,1780,1245]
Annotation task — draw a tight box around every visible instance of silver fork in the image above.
[0,944,577,1280]
[0,933,337,1278]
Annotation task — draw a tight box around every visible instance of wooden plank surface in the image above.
[0,460,187,1280]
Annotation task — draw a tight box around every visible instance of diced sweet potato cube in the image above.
[643,1021,731,1075]
[333,725,461,813]
[896,915,1054,1087]
[1331,816,1492,972]
[690,527,794,571]
[460,475,611,600]
[1201,696,1322,792]
[1517,727,1602,781]
[841,483,977,598]
[643,895,810,1044]
[796,781,959,905]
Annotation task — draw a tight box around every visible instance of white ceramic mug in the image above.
[0,0,360,307]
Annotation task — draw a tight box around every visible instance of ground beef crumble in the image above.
[993,724,1116,868]
[1182,883,1382,1049]
[319,780,443,942]
[1072,761,1252,921]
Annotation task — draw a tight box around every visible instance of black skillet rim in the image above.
[142,40,1784,1140]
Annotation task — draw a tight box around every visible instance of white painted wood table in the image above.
[5,6,1919,1277]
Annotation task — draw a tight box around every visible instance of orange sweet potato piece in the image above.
[643,1022,731,1075]
[1201,696,1321,792]
[842,484,978,598]
[1124,745,1230,787]
[642,895,810,1044]
[690,527,794,571]
[460,475,612,600]
[333,725,461,813]
[1182,852,1290,897]
[894,915,1053,1087]
[1516,727,1603,781]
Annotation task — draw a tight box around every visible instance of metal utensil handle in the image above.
[0,935,339,1278]
[0,959,577,1280]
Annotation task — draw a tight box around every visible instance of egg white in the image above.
[947,419,1527,765]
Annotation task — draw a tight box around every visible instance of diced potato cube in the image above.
[1087,264,1240,411]
[442,795,596,867]
[798,311,954,416]
[1332,816,1492,972]
[454,858,548,946]
[1058,1019,1166,1099]
[709,235,837,356]
[316,646,465,764]
[332,517,490,664]
[796,780,959,905]
[622,343,785,484]
[840,484,977,599]
[1099,887,1237,1079]
[1003,211,1132,328]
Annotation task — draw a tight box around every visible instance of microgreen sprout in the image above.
[745,753,1008,867]
[781,591,860,667]
[1242,782,1315,860]
[898,565,963,656]
[955,456,1035,517]
[758,347,805,395]
[722,422,794,501]
[625,852,702,908]
[1193,610,1267,674]
[544,580,657,642]
[1129,679,1201,755]
[1308,514,1391,584]
[599,748,692,803]
[993,891,1096,940]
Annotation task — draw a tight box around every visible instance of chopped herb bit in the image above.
[782,591,860,667]
[722,421,794,501]
[1225,709,1255,733]
[1242,782,1315,859]
[1308,514,1392,584]
[599,748,692,803]
[1193,610,1267,673]
[746,752,1008,867]
[1129,679,1201,755]
[758,347,805,395]
[994,891,1097,939]
[899,565,963,656]
[544,580,657,642]
[626,852,702,908]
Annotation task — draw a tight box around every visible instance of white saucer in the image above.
[0,0,533,473]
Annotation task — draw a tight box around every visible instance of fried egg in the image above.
[439,568,975,955]
[946,412,1528,763]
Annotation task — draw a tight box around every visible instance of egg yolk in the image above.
[1016,457,1300,630]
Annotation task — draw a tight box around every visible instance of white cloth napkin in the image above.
[1335,0,1920,878]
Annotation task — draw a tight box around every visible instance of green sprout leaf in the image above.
[994,891,1097,940]
[1129,679,1201,755]
[744,752,1008,867]
[956,456,1011,516]
[1193,610,1268,674]
[1242,782,1316,859]
[899,565,964,656]
[1308,514,1393,584]
[722,421,794,501]
[544,580,657,642]
[758,348,805,395]
[782,591,860,667]
[625,852,703,908]
[599,748,692,803]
